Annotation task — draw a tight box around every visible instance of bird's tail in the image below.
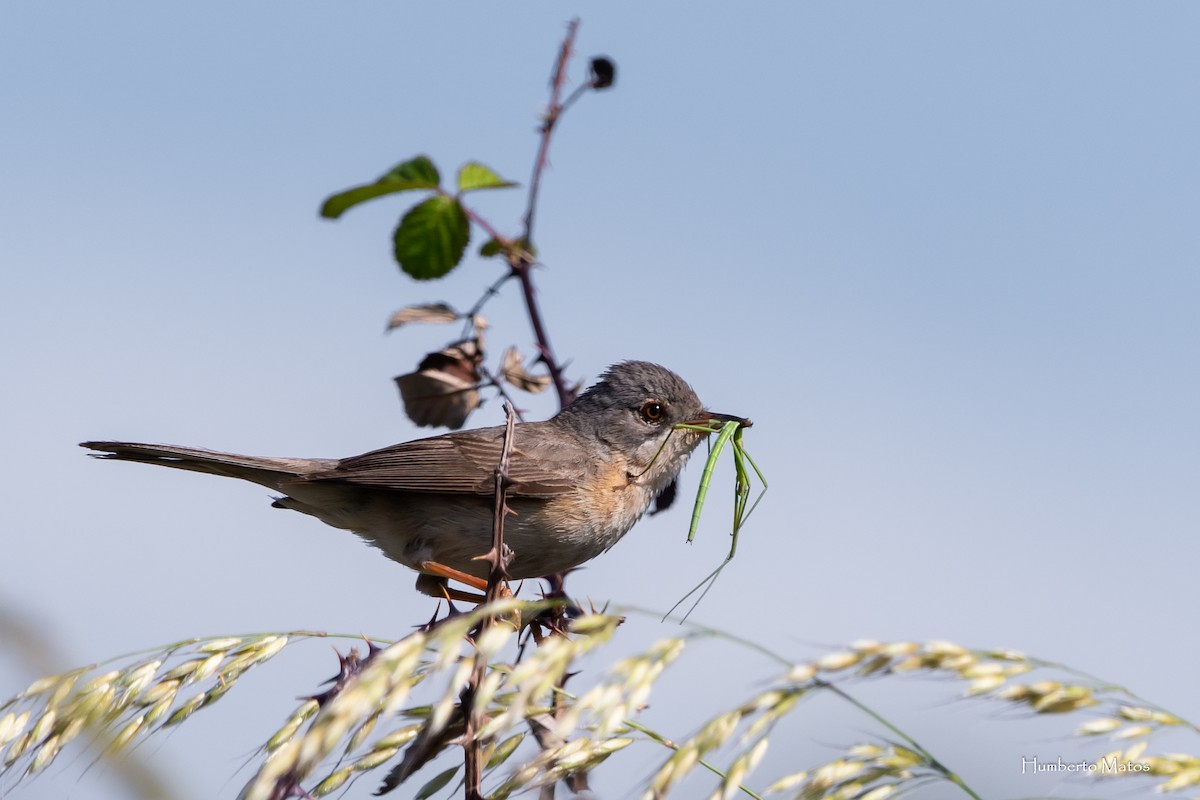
[80,441,336,491]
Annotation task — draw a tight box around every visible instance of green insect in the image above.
[666,416,767,621]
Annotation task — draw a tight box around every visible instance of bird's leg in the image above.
[415,572,487,604]
[418,561,513,602]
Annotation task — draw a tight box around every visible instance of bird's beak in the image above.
[682,411,753,429]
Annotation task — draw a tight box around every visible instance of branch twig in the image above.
[523,18,579,245]
[509,18,584,410]
[510,262,573,409]
[486,404,517,602]
[477,364,527,423]
[462,402,517,799]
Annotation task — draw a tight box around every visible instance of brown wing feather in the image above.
[306,421,586,497]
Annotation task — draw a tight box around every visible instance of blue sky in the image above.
[2,3,1198,798]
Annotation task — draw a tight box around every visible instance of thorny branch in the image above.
[462,402,517,799]
[511,18,583,411]
[510,263,572,410]
[523,18,578,247]
[387,21,608,797]
[476,363,528,423]
[452,19,587,412]
[486,404,517,604]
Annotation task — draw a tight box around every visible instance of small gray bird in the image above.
[83,361,743,598]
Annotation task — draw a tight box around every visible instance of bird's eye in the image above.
[639,400,665,423]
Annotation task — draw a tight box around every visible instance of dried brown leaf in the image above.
[500,347,552,394]
[386,303,460,331]
[394,339,483,429]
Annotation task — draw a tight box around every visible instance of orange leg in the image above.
[418,561,512,602]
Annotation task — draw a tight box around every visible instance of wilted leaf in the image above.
[393,196,470,280]
[320,155,441,219]
[512,238,536,260]
[457,162,517,193]
[395,340,483,429]
[386,303,460,331]
[394,370,478,429]
[501,347,552,394]
[478,237,537,261]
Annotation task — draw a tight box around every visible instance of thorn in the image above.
[417,604,442,633]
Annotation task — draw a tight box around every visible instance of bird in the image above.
[83,361,744,599]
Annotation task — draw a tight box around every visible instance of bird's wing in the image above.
[305,423,586,498]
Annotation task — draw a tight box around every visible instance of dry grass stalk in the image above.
[737,638,1199,797]
[240,604,632,799]
[6,624,1197,798]
[0,633,295,787]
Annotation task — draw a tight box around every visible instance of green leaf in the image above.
[385,155,441,185]
[414,766,459,799]
[486,732,525,768]
[320,155,441,219]
[457,161,517,193]
[393,196,469,280]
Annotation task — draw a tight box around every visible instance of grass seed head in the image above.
[47,675,80,709]
[0,711,29,746]
[859,786,897,800]
[1033,685,1096,713]
[923,641,968,657]
[137,678,181,707]
[104,715,145,755]
[1113,724,1153,740]
[353,745,400,771]
[18,676,60,700]
[29,709,57,743]
[857,654,893,677]
[1117,705,1156,721]
[26,733,62,775]
[763,769,808,794]
[164,694,205,727]
[881,642,918,658]
[1160,768,1200,791]
[817,651,861,672]
[1076,718,1122,735]
[4,731,33,767]
[786,663,817,684]
[145,695,176,726]
[312,766,352,796]
[56,717,86,749]
[965,674,1007,696]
